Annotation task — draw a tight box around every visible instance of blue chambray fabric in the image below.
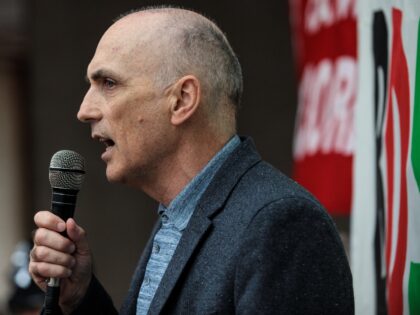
[136,135,240,315]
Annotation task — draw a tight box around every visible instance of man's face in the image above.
[78,20,176,186]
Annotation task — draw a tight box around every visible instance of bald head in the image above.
[113,7,243,113]
[80,7,242,196]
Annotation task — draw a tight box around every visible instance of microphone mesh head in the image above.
[49,150,85,190]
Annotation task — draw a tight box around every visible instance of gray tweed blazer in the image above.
[72,136,354,315]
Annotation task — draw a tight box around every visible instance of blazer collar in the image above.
[148,136,261,314]
[120,221,161,315]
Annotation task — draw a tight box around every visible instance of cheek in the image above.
[114,98,172,155]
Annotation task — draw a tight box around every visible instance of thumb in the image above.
[66,218,90,255]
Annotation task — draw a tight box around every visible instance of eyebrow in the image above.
[85,68,121,83]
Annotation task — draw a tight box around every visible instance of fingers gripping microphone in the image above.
[44,150,85,315]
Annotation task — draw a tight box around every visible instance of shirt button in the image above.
[144,276,150,286]
[153,244,160,254]
[161,214,169,223]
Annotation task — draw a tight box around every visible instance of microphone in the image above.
[44,150,85,315]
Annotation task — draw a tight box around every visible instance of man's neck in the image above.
[137,133,233,205]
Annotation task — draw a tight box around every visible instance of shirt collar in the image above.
[158,135,241,231]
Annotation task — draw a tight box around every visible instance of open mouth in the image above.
[99,138,115,149]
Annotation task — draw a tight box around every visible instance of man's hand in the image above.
[29,211,92,315]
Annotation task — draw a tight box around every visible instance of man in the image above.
[29,7,354,315]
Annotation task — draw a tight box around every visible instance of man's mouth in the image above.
[99,137,115,150]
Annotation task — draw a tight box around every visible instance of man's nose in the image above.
[77,89,102,122]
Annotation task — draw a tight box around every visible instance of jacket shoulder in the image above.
[228,160,325,216]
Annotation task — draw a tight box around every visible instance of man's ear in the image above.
[169,75,201,126]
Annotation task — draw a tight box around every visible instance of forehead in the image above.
[87,16,160,78]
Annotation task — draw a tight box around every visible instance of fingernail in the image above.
[69,244,76,253]
[57,222,66,232]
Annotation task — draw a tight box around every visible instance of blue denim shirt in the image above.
[136,135,240,315]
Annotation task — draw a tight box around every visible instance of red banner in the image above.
[290,0,357,215]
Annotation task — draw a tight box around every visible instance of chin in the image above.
[106,165,139,187]
[105,167,125,183]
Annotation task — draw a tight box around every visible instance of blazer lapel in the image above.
[148,137,261,314]
[148,214,212,315]
[120,221,162,315]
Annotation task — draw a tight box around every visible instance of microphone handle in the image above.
[43,188,78,315]
[44,285,61,315]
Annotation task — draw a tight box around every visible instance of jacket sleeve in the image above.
[39,275,117,315]
[234,197,354,315]
[70,275,118,315]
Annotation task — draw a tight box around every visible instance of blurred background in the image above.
[3,1,418,314]
[0,0,298,313]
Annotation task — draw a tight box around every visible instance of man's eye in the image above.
[103,78,116,89]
